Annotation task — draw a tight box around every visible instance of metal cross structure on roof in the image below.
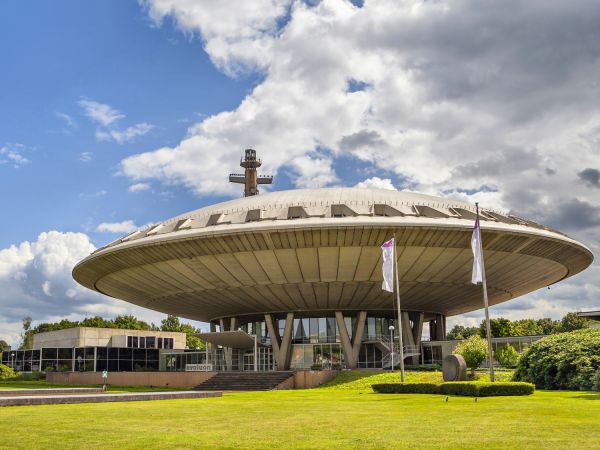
[229,149,273,196]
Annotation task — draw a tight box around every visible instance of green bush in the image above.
[14,371,45,381]
[514,328,600,391]
[496,344,520,367]
[439,382,479,396]
[454,335,488,373]
[310,364,323,371]
[0,363,15,380]
[372,383,440,394]
[476,382,534,396]
[372,381,534,396]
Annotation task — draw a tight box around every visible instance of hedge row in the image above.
[372,381,534,397]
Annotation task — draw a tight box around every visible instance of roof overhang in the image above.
[196,330,265,349]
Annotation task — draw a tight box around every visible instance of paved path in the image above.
[0,388,104,396]
[0,390,222,406]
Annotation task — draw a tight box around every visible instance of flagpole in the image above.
[476,203,495,382]
[394,233,405,382]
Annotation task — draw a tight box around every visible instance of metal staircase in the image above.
[365,335,421,368]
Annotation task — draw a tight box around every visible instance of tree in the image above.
[537,318,560,335]
[481,317,514,338]
[446,325,479,340]
[161,315,204,350]
[453,335,488,374]
[0,340,9,350]
[19,316,34,350]
[559,312,589,332]
[112,315,152,331]
[495,344,520,367]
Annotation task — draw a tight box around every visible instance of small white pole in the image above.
[254,335,258,372]
[394,233,406,382]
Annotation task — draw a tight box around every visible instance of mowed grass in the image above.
[0,388,598,449]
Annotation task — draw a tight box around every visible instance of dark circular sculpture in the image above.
[443,354,467,381]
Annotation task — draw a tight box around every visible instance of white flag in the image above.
[381,238,395,292]
[471,218,484,284]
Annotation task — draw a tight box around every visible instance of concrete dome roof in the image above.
[73,188,593,322]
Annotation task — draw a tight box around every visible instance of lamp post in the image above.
[389,325,395,372]
[11,352,15,370]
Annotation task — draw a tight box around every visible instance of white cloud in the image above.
[0,230,184,346]
[289,153,337,188]
[355,177,395,190]
[78,99,125,126]
[96,220,138,234]
[128,182,151,193]
[55,112,77,130]
[78,98,153,144]
[117,0,600,324]
[0,144,30,167]
[78,152,93,162]
[96,123,154,144]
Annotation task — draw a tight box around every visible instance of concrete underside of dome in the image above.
[73,221,592,324]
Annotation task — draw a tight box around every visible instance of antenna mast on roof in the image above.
[228,149,273,197]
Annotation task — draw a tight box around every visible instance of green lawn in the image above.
[0,388,598,449]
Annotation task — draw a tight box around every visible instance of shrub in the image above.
[310,364,323,371]
[514,328,600,391]
[404,364,442,372]
[372,383,440,394]
[372,381,534,396]
[439,382,479,396]
[496,344,520,368]
[476,382,534,396]
[0,363,15,380]
[14,371,45,381]
[454,335,488,373]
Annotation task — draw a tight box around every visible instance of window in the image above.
[146,337,156,349]
[127,336,133,347]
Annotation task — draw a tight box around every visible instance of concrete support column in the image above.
[264,313,294,371]
[408,312,424,364]
[435,314,446,341]
[210,322,216,333]
[429,314,446,341]
[335,311,367,369]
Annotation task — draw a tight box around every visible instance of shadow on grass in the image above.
[573,392,600,400]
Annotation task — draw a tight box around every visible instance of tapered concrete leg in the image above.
[265,313,294,370]
[335,311,367,369]
[409,312,424,365]
[210,322,216,333]
[435,314,446,341]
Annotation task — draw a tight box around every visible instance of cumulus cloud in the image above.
[117,0,600,323]
[96,220,138,233]
[0,231,178,346]
[355,177,395,190]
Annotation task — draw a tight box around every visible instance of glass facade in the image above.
[1,347,159,372]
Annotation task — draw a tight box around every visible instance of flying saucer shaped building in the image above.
[73,187,593,370]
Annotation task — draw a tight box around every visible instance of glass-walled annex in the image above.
[1,347,160,372]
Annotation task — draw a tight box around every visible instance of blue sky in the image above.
[0,0,256,248]
[1,0,599,345]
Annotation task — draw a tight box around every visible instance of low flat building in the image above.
[2,327,186,373]
[32,327,186,350]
